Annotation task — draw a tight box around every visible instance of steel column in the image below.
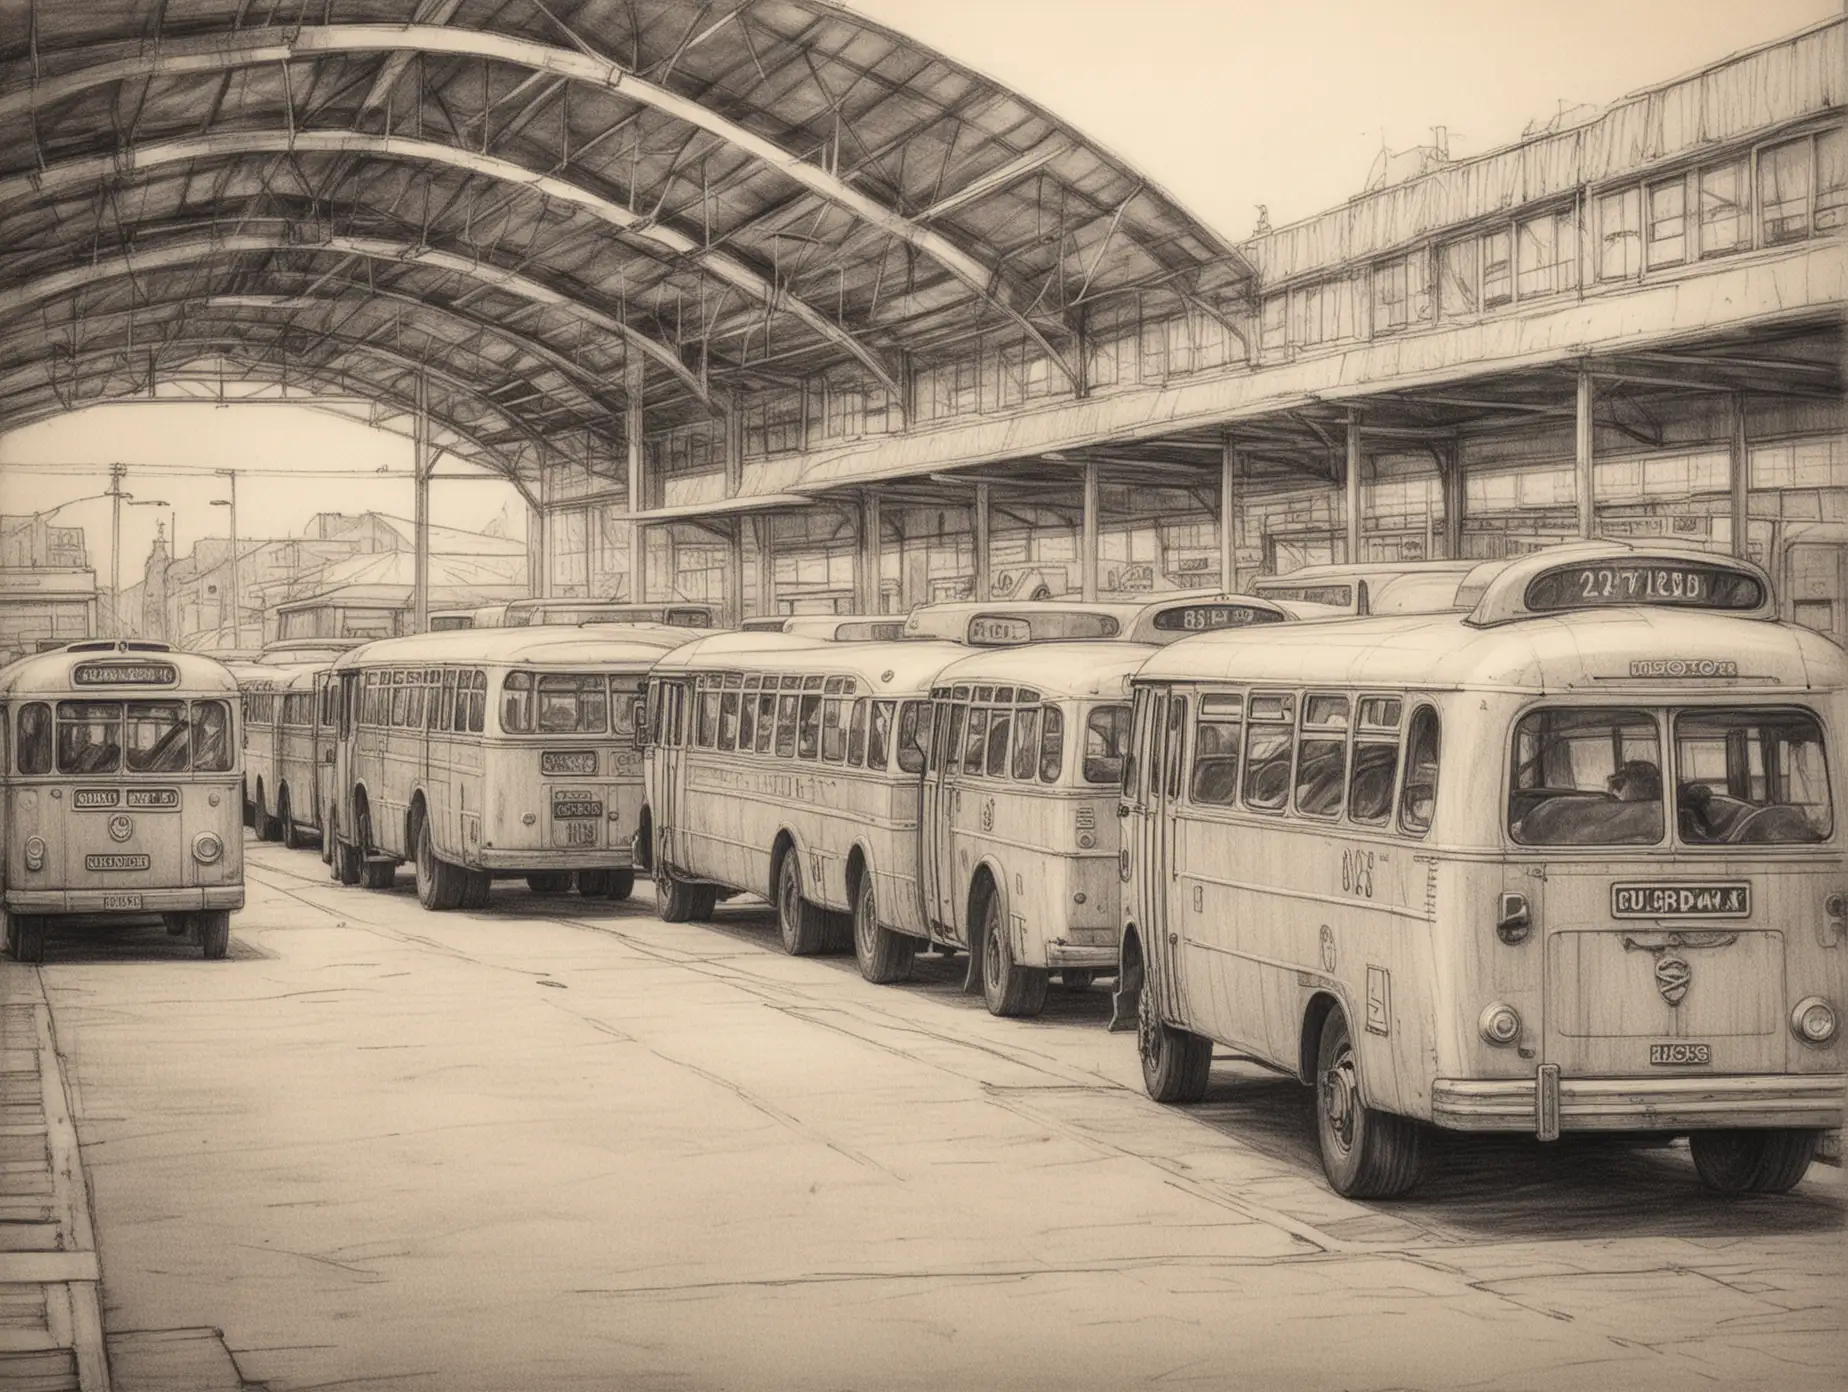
[1441,437,1465,561]
[1345,410,1363,565]
[974,482,991,601]
[626,356,647,602]
[1729,391,1751,560]
[859,491,883,614]
[727,519,745,627]
[413,371,431,634]
[1575,367,1596,540]
[1081,461,1100,602]
[756,515,777,618]
[1220,435,1239,592]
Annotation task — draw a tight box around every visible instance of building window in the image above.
[998,341,1058,405]
[1259,294,1287,355]
[742,390,801,456]
[1646,178,1687,268]
[1371,251,1432,332]
[1697,159,1750,257]
[1481,227,1513,306]
[1597,187,1641,280]
[1817,128,1847,234]
[1758,138,1812,245]
[1290,276,1361,346]
[1515,209,1575,299]
[1437,238,1477,317]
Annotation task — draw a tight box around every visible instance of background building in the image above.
[0,513,96,665]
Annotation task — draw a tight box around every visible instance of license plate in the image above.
[552,800,602,820]
[101,894,143,911]
[1612,882,1750,918]
[1649,1042,1711,1066]
[562,821,597,848]
[85,854,150,871]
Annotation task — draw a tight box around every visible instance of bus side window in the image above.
[192,700,233,772]
[1295,694,1350,818]
[1010,705,1041,781]
[468,671,486,733]
[868,700,896,770]
[984,706,1011,777]
[1399,705,1441,836]
[1349,696,1403,825]
[1085,704,1132,787]
[939,702,965,777]
[1242,694,1294,812]
[698,684,721,748]
[846,697,868,766]
[962,707,989,775]
[18,701,50,774]
[737,679,758,751]
[1190,693,1242,805]
[1162,698,1186,799]
[774,692,799,758]
[796,693,823,759]
[754,689,777,754]
[719,688,741,751]
[820,698,845,762]
[1039,705,1065,784]
[391,671,408,727]
[898,701,930,774]
[502,672,533,733]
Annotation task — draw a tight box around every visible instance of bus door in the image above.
[333,669,359,844]
[654,679,690,871]
[919,698,951,937]
[1136,686,1189,1020]
[314,674,334,841]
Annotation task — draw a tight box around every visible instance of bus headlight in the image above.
[1791,996,1838,1045]
[1478,1001,1522,1046]
[192,832,224,864]
[23,837,46,871]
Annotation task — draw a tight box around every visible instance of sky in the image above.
[0,0,1836,594]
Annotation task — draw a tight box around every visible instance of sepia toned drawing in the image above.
[0,2,1842,1388]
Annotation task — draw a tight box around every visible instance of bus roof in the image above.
[1250,560,1479,614]
[1134,608,1844,695]
[742,614,907,641]
[930,642,1157,700]
[501,598,717,627]
[652,633,968,693]
[901,591,1293,645]
[332,624,700,671]
[0,640,242,695]
[234,661,327,690]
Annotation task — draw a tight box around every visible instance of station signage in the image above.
[1524,561,1764,614]
[73,662,179,687]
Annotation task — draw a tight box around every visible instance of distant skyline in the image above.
[1,0,1834,595]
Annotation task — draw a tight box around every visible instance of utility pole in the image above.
[107,463,126,633]
[215,469,242,649]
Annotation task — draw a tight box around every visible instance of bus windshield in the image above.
[500,671,633,735]
[45,699,233,775]
[1674,708,1831,844]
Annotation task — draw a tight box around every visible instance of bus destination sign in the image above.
[1611,881,1751,918]
[73,661,179,687]
[1152,603,1286,633]
[1525,561,1764,614]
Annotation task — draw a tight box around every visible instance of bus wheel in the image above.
[278,791,307,850]
[2,913,20,959]
[979,892,1047,1018]
[415,818,466,912]
[526,872,572,894]
[1689,1129,1819,1195]
[775,853,828,956]
[12,915,47,964]
[333,837,363,886]
[459,870,493,911]
[655,872,701,923]
[359,859,396,890]
[577,870,609,896]
[1314,1009,1424,1199]
[606,871,636,901]
[852,873,914,985]
[1137,968,1210,1102]
[162,912,190,936]
[1060,969,1097,991]
[196,911,231,960]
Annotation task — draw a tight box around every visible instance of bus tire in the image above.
[852,872,914,985]
[3,913,20,959]
[255,784,280,842]
[13,915,47,964]
[1314,1009,1424,1199]
[333,836,363,886]
[359,859,396,890]
[1689,1129,1818,1195]
[775,853,828,956]
[1060,969,1097,991]
[1138,968,1211,1103]
[606,870,636,901]
[526,872,572,894]
[979,891,1047,1018]
[415,817,466,912]
[459,869,493,911]
[196,911,231,960]
[655,872,702,923]
[162,912,190,936]
[279,790,307,850]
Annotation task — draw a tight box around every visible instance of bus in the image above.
[918,643,1153,1015]
[741,615,907,641]
[238,661,326,846]
[642,636,963,953]
[327,627,690,907]
[500,599,718,629]
[901,592,1301,646]
[1,640,244,961]
[1119,543,1845,1198]
[1248,560,1481,617]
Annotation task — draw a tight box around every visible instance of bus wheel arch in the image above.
[970,865,1047,1018]
[848,844,914,985]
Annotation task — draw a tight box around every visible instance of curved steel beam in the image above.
[0,226,713,407]
[0,130,903,399]
[0,24,1074,384]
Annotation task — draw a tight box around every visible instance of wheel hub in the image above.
[1321,1048,1358,1154]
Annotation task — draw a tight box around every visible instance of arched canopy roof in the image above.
[0,0,1249,491]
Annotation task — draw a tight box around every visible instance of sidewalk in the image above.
[0,961,108,1392]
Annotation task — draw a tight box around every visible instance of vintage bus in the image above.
[901,593,1302,646]
[238,661,326,847]
[919,643,1154,1015]
[642,636,963,955]
[1119,544,1845,1198]
[741,614,907,641]
[502,599,718,629]
[328,627,695,906]
[1,640,244,961]
[1248,560,1481,617]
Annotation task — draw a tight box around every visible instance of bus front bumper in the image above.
[1431,1073,1846,1137]
[7,886,245,915]
[473,848,635,872]
[1046,942,1119,971]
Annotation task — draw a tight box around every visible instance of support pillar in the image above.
[1080,461,1100,602]
[412,371,431,633]
[1575,366,1596,540]
[1441,436,1465,561]
[859,491,883,614]
[625,356,647,601]
[1219,435,1239,593]
[1345,409,1363,566]
[1728,391,1750,560]
[755,514,777,618]
[973,482,991,601]
[727,519,746,627]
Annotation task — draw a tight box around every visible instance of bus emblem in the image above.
[1654,955,1692,1007]
[108,815,134,843]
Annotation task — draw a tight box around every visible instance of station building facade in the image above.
[533,20,1846,639]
